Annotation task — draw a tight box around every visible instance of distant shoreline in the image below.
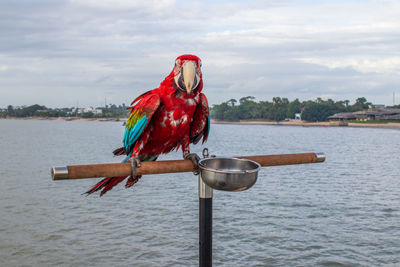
[211,119,400,128]
[2,117,400,128]
[0,116,128,122]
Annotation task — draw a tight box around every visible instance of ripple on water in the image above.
[0,121,399,266]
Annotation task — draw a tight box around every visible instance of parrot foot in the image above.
[184,153,200,175]
[129,157,141,177]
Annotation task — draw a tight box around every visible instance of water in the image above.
[0,119,399,266]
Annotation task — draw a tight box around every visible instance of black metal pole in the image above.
[199,176,213,267]
[200,197,212,267]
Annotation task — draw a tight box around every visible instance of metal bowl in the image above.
[198,157,260,191]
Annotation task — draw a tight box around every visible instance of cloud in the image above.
[71,0,176,10]
[0,0,400,107]
[297,57,400,74]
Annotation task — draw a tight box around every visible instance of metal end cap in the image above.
[315,152,326,163]
[51,166,68,180]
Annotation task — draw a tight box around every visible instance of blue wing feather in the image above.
[123,116,147,149]
[207,117,210,135]
[128,116,146,145]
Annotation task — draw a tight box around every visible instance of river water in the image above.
[0,119,399,266]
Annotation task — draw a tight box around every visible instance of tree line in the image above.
[211,96,374,122]
[0,104,130,118]
[2,97,394,122]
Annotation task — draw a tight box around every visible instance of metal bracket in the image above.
[202,148,216,159]
[202,148,209,158]
[199,176,213,198]
[130,157,141,177]
[199,148,214,198]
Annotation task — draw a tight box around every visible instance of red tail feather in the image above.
[85,177,111,194]
[125,175,142,188]
[100,177,126,196]
[113,147,126,156]
[85,176,128,196]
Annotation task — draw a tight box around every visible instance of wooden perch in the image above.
[52,152,325,180]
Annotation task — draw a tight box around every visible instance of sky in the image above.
[0,0,400,108]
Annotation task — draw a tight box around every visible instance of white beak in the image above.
[182,61,196,94]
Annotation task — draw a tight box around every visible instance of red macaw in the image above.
[86,54,209,196]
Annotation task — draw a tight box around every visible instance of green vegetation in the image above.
[101,104,130,118]
[0,104,130,118]
[211,97,372,122]
[1,97,394,123]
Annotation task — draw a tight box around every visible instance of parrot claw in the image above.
[184,153,200,175]
[129,157,141,177]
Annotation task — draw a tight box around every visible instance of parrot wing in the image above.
[116,91,161,158]
[190,93,210,144]
[86,91,160,196]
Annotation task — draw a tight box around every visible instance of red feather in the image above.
[86,54,209,196]
[190,93,209,144]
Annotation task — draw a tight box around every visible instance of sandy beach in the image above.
[211,119,400,128]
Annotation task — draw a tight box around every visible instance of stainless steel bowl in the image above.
[198,157,260,191]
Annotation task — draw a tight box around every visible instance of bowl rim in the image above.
[198,157,261,174]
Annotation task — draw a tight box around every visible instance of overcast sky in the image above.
[1,0,400,108]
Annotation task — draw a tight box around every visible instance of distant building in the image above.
[353,110,378,121]
[14,105,27,109]
[354,109,400,121]
[329,108,400,122]
[327,112,356,121]
[327,112,356,126]
[72,107,102,115]
[90,108,103,115]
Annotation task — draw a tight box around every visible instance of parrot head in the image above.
[172,54,202,95]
